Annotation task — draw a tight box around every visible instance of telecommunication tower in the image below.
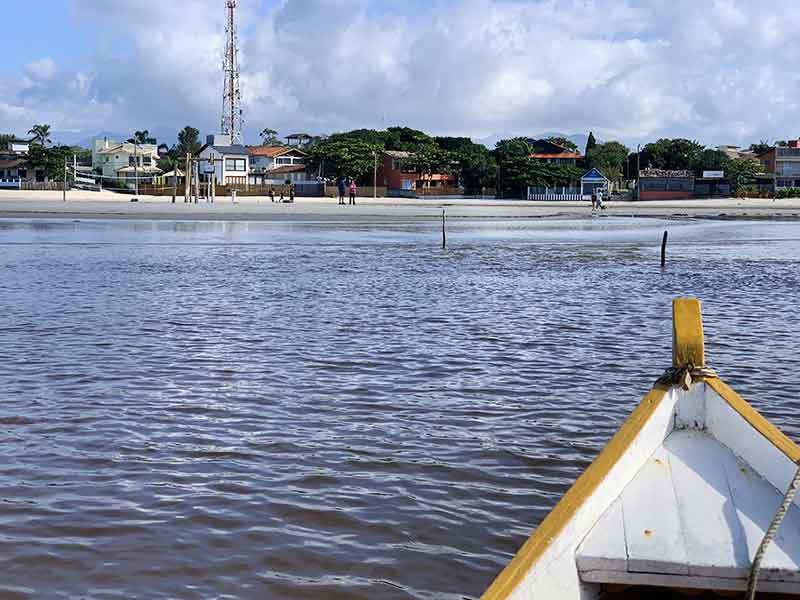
[221,0,243,145]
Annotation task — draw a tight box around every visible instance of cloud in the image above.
[24,58,57,81]
[1,0,798,148]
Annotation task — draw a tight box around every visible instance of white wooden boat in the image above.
[482,298,800,599]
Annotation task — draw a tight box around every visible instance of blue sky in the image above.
[2,0,799,148]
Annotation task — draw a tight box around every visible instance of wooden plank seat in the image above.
[576,429,800,594]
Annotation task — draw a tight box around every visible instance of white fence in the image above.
[0,179,21,189]
[528,191,588,201]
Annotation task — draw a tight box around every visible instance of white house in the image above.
[92,138,161,185]
[198,134,250,186]
[247,146,312,185]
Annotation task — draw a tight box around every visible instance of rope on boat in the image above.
[746,462,800,600]
[656,365,718,390]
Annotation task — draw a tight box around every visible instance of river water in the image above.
[1,216,799,599]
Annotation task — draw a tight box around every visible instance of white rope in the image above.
[746,463,800,599]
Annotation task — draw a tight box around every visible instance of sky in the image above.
[1,0,799,148]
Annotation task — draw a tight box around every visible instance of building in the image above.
[758,140,800,190]
[247,146,308,184]
[0,139,46,185]
[529,139,583,165]
[637,168,694,200]
[580,169,609,196]
[378,150,456,194]
[198,134,250,186]
[285,133,314,148]
[92,138,162,185]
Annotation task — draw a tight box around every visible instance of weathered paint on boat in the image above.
[481,298,800,599]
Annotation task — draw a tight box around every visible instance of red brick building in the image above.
[378,150,456,193]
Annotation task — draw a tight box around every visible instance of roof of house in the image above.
[0,159,26,169]
[286,133,313,139]
[98,142,158,155]
[531,152,583,159]
[248,146,305,158]
[384,150,411,158]
[581,168,608,181]
[116,166,163,174]
[268,164,307,175]
[201,144,249,156]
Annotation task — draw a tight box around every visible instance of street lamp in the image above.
[373,150,378,199]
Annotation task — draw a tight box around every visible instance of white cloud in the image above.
[23,58,57,81]
[1,0,799,148]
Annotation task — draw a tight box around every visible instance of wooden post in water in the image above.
[661,230,668,268]
[442,208,446,249]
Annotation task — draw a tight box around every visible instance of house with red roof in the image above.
[247,146,312,184]
[528,138,583,165]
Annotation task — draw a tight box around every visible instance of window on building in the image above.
[129,156,136,166]
[276,157,291,165]
[18,169,27,178]
[143,157,152,166]
[225,158,246,171]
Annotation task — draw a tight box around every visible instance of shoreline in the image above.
[1,190,800,222]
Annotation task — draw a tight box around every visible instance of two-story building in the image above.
[1,138,46,185]
[378,150,456,195]
[529,139,583,165]
[758,140,800,190]
[247,146,310,184]
[198,134,250,186]
[92,138,162,185]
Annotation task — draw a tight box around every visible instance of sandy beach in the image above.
[1,189,799,222]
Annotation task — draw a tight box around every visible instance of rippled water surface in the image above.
[1,216,799,599]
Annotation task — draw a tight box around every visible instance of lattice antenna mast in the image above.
[221,0,243,145]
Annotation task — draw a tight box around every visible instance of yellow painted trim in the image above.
[704,376,800,464]
[673,298,705,368]
[480,384,669,600]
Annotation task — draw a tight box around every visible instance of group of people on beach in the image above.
[268,185,295,203]
[337,178,358,205]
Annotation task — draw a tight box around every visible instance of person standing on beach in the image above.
[338,178,346,205]
[591,191,597,211]
[349,180,357,205]
[289,184,295,203]
[269,187,275,203]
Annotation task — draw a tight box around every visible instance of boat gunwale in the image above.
[480,299,800,600]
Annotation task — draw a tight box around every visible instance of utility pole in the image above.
[210,154,216,203]
[184,153,191,203]
[133,140,139,200]
[636,144,641,200]
[171,159,177,203]
[193,160,200,204]
[373,150,377,199]
[63,155,67,202]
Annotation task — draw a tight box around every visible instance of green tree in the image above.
[385,126,432,151]
[587,141,630,180]
[127,130,156,145]
[584,131,597,162]
[26,144,73,180]
[641,138,704,171]
[725,157,763,191]
[0,133,15,150]
[259,128,279,146]
[28,124,52,147]
[748,140,772,155]
[695,149,729,173]
[306,138,382,182]
[175,126,202,157]
[328,129,390,147]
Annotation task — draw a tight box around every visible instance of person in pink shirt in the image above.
[349,180,357,205]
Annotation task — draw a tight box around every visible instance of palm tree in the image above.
[128,130,155,145]
[28,124,52,147]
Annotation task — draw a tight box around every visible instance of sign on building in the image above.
[703,170,724,179]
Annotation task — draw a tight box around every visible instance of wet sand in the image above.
[1,190,800,222]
